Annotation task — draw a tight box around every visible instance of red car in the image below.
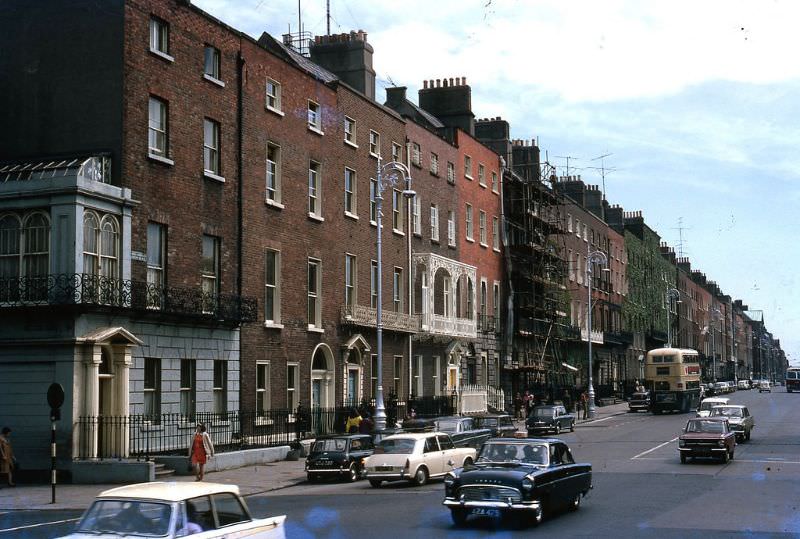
[678,417,736,464]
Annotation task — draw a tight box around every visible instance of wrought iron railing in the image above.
[340,304,419,333]
[0,273,256,323]
[407,395,456,418]
[478,314,498,334]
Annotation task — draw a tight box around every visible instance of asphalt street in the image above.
[5,387,800,538]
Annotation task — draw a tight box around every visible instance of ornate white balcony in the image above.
[340,304,419,333]
[421,313,477,339]
[581,328,604,344]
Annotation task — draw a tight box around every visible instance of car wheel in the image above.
[450,509,468,527]
[307,473,316,483]
[721,450,729,464]
[555,423,561,435]
[347,462,358,482]
[569,492,582,511]
[570,421,575,432]
[412,466,429,486]
[463,457,474,467]
[680,453,687,464]
[746,430,751,441]
[369,479,382,488]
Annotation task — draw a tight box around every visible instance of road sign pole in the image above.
[51,420,56,504]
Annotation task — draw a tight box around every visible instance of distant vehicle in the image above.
[646,348,702,413]
[305,434,374,483]
[709,405,754,442]
[628,391,651,413]
[433,416,493,449]
[59,482,286,539]
[471,414,517,437]
[696,397,730,417]
[678,417,736,464]
[737,380,750,390]
[758,380,772,393]
[443,438,592,528]
[526,405,575,435]
[364,432,475,487]
[786,367,800,393]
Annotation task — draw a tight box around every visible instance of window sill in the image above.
[204,171,226,183]
[466,237,475,243]
[413,232,422,238]
[430,171,440,178]
[492,189,500,195]
[345,211,359,221]
[345,140,359,149]
[203,73,226,88]
[392,229,405,237]
[369,220,377,228]
[265,199,284,210]
[480,242,489,248]
[264,322,284,329]
[307,326,325,334]
[448,243,457,249]
[266,106,285,117]
[493,247,501,253]
[308,213,325,223]
[465,175,474,181]
[431,238,440,245]
[479,182,487,189]
[411,162,422,169]
[149,48,174,63]
[447,179,456,185]
[369,152,381,159]
[147,153,174,166]
[308,125,324,136]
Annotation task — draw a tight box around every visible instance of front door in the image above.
[312,379,322,408]
[347,369,358,405]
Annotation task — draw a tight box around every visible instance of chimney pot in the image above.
[423,80,428,89]
[449,77,454,86]
[436,78,441,87]
[463,76,467,85]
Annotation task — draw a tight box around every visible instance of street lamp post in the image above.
[374,156,415,431]
[586,245,608,419]
[665,288,680,348]
[710,307,722,383]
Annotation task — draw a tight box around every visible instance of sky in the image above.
[195,0,799,365]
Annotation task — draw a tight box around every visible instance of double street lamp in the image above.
[373,156,415,431]
[665,288,680,348]
[586,245,608,419]
[708,307,722,382]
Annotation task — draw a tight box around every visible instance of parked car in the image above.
[443,437,592,528]
[758,380,772,393]
[696,397,729,417]
[433,416,493,449]
[737,380,750,390]
[364,432,475,487]
[526,405,575,435]
[709,405,754,442]
[305,434,374,483]
[471,414,518,437]
[678,417,736,463]
[59,482,286,538]
[628,391,651,413]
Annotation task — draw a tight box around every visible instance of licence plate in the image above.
[471,508,500,517]
[376,466,393,472]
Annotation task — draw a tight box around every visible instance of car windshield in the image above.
[531,408,554,418]
[435,419,460,432]
[699,401,724,411]
[479,418,498,427]
[686,420,725,433]
[375,438,416,454]
[710,408,742,418]
[77,500,172,536]
[312,438,348,452]
[632,393,648,399]
[478,442,547,465]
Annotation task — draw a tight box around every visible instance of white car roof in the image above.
[702,397,729,402]
[97,482,240,502]
[379,432,449,441]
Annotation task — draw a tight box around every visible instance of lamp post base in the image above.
[587,386,596,419]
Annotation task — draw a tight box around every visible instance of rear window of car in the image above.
[375,438,416,454]
[312,438,347,452]
[686,420,725,433]
[531,408,554,418]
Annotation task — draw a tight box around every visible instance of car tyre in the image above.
[463,457,474,467]
[555,423,561,435]
[570,421,575,432]
[680,453,687,464]
[347,462,358,483]
[721,450,729,464]
[412,466,429,486]
[569,493,582,511]
[369,479,382,488]
[450,509,468,527]
[745,430,751,441]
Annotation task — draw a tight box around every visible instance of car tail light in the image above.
[404,459,410,471]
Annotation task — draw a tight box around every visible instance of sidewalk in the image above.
[0,402,631,513]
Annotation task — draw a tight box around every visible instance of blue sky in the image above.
[195,0,799,365]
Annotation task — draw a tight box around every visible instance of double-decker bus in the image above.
[645,347,702,413]
[786,367,800,393]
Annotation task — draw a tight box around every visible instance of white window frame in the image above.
[393,355,403,397]
[413,355,423,397]
[371,354,378,398]
[478,163,486,186]
[392,189,404,233]
[264,249,281,326]
[203,45,224,86]
[146,222,165,310]
[149,17,173,61]
[213,360,227,414]
[392,142,402,162]
[479,210,487,246]
[307,257,322,330]
[344,116,357,147]
[491,171,499,193]
[411,143,421,167]
[447,161,455,184]
[430,204,439,242]
[369,178,377,224]
[307,100,323,134]
[447,210,456,247]
[201,235,219,314]
[492,216,500,251]
[345,253,357,308]
[256,361,271,415]
[412,195,421,235]
[344,167,357,217]
[370,260,378,308]
[464,155,473,179]
[369,130,380,157]
[203,118,222,180]
[266,78,283,115]
[147,96,171,163]
[493,281,501,322]
[143,357,161,418]
[308,160,322,220]
[287,363,299,410]
[393,267,403,312]
[179,358,196,420]
[465,204,474,241]
[433,355,441,396]
[430,152,439,176]
[266,142,282,206]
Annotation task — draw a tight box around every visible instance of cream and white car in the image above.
[60,482,286,538]
[364,432,476,487]
[696,397,729,417]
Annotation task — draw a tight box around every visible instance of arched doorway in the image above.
[342,334,370,407]
[310,344,334,409]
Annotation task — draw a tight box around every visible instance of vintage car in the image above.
[433,416,493,449]
[60,482,286,538]
[737,380,751,390]
[526,405,575,435]
[443,438,592,527]
[305,434,374,482]
[696,397,729,417]
[628,391,651,413]
[364,432,475,487]
[678,417,737,463]
[710,405,754,441]
[471,414,518,437]
[758,380,772,393]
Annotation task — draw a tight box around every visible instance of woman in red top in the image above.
[189,423,214,481]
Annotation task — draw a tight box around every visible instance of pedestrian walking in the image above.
[580,391,589,420]
[0,427,15,487]
[345,408,362,434]
[513,393,523,419]
[188,423,214,481]
[523,390,533,418]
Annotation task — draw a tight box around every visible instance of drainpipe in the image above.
[406,140,414,404]
[499,158,514,397]
[236,45,245,408]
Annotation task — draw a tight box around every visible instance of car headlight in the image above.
[718,440,725,447]
[521,477,534,491]
[444,473,456,488]
[678,439,685,447]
